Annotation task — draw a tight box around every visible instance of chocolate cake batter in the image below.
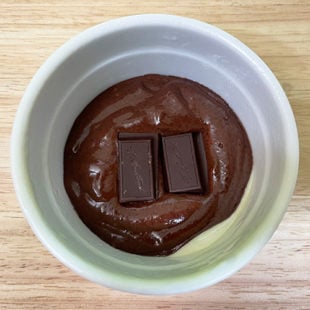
[64,74,252,256]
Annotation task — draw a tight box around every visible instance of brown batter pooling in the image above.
[63,74,253,256]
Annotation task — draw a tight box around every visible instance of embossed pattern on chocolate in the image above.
[118,139,155,203]
[162,133,203,193]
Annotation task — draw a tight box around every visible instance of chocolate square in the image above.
[162,133,202,193]
[118,139,155,203]
[118,132,159,198]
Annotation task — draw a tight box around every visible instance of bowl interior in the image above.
[13,15,298,294]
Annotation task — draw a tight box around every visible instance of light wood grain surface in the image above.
[1,1,309,309]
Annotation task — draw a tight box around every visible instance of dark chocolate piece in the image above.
[118,132,159,198]
[162,133,202,193]
[192,132,208,194]
[118,139,155,203]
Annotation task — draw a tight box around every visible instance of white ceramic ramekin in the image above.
[11,14,299,294]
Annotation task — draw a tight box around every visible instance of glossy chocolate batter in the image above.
[64,74,252,256]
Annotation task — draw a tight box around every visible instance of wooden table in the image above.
[1,1,309,309]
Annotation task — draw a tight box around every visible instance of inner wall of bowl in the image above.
[26,22,286,285]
